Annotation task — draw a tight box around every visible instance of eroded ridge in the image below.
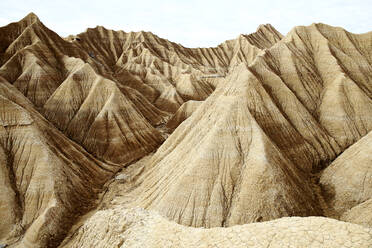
[0,13,371,248]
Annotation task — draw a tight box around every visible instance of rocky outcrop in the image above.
[342,199,372,228]
[320,131,372,226]
[0,78,120,247]
[126,65,327,227]
[42,59,164,165]
[72,24,283,112]
[0,13,371,248]
[61,207,372,248]
[166,100,202,130]
[123,24,372,227]
[0,14,167,165]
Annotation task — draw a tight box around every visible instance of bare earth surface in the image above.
[0,12,371,247]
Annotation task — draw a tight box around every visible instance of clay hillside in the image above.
[0,12,371,248]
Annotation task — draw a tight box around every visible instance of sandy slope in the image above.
[0,13,371,247]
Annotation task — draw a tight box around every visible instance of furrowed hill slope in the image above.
[71,24,282,112]
[0,13,167,166]
[0,14,284,165]
[0,77,121,247]
[320,131,372,227]
[0,12,371,248]
[123,24,372,227]
[166,100,202,130]
[126,66,323,227]
[42,59,164,164]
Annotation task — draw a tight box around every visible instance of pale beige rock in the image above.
[61,207,372,248]
[0,13,372,248]
[122,22,372,228]
[72,23,282,112]
[0,78,118,247]
[0,14,167,166]
[320,131,372,224]
[342,199,372,228]
[42,58,164,165]
[166,100,202,130]
[126,66,323,227]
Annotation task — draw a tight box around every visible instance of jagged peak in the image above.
[232,26,282,50]
[20,12,40,25]
[0,12,40,31]
[286,22,352,38]
[76,26,180,51]
[77,26,166,47]
[222,24,283,51]
[310,22,341,29]
[310,22,365,37]
[254,24,283,39]
[84,25,107,33]
[81,26,159,38]
[256,23,275,32]
[126,30,163,43]
[281,22,355,46]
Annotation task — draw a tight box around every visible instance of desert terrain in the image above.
[0,13,371,247]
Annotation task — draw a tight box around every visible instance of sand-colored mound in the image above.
[166,100,202,130]
[243,23,372,171]
[342,199,372,228]
[43,58,164,165]
[121,23,372,228]
[73,24,283,112]
[0,13,106,108]
[175,74,215,101]
[61,207,372,248]
[0,12,372,248]
[0,15,167,165]
[126,68,322,227]
[320,131,372,225]
[0,78,121,247]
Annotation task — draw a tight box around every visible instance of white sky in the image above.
[0,0,371,48]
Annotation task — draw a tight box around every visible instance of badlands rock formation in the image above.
[61,207,372,248]
[320,131,372,227]
[0,13,166,166]
[0,12,371,247]
[125,22,372,228]
[166,100,202,130]
[0,77,116,247]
